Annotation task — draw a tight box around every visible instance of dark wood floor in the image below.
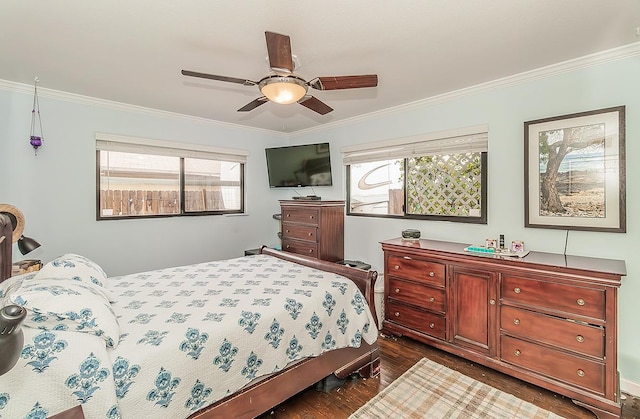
[262,333,640,419]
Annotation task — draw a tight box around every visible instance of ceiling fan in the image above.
[181,31,378,115]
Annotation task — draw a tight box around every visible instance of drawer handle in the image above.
[394,312,400,317]
[395,288,400,294]
[576,298,585,306]
[403,256,412,260]
[489,299,496,305]
[428,271,435,277]
[286,245,290,249]
[577,369,585,377]
[429,297,435,302]
[285,229,290,233]
[308,233,313,237]
[576,335,584,343]
[286,214,291,217]
[514,349,521,357]
[394,265,400,270]
[513,318,520,325]
[514,287,521,294]
[308,249,314,254]
[309,215,314,220]
[429,323,435,329]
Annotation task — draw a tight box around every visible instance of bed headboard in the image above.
[0,213,12,282]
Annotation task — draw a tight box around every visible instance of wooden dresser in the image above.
[381,238,626,419]
[279,200,344,262]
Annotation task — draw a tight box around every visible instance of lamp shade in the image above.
[0,305,27,375]
[18,235,40,255]
[259,75,308,105]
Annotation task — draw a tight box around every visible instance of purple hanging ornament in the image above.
[29,77,44,155]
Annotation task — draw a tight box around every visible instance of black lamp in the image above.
[0,305,27,375]
[17,235,41,255]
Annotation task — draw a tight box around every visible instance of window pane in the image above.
[99,151,180,217]
[184,158,242,212]
[348,160,403,215]
[406,153,483,217]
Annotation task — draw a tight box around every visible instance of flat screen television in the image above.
[265,143,333,188]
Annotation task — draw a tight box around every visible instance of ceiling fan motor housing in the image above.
[258,74,309,104]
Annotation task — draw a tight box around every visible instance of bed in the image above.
[0,222,379,419]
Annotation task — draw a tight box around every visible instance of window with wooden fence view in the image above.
[347,152,486,223]
[98,151,243,219]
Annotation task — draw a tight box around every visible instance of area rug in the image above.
[349,358,565,418]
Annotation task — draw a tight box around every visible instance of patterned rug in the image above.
[349,358,565,418]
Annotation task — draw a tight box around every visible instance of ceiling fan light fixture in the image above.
[259,75,308,105]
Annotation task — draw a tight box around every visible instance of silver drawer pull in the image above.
[514,287,521,294]
[403,256,412,260]
[428,271,435,277]
[308,249,314,253]
[514,349,521,357]
[394,265,400,270]
[308,233,312,236]
[285,229,290,233]
[286,214,291,217]
[429,323,435,329]
[394,312,400,317]
[394,288,400,294]
[489,299,496,305]
[576,335,584,343]
[513,318,520,325]
[286,245,290,249]
[429,297,435,302]
[577,369,585,377]
[309,215,314,219]
[576,298,585,306]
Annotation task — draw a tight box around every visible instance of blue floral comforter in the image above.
[0,254,377,418]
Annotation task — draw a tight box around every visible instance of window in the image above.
[344,126,488,223]
[96,133,247,219]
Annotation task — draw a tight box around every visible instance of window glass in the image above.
[99,151,180,217]
[348,159,403,215]
[184,158,242,212]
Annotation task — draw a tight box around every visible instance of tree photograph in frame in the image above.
[524,106,625,232]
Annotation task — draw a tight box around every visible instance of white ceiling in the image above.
[2,1,639,133]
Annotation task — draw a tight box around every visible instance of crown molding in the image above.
[2,41,639,138]
[0,78,287,138]
[295,41,640,136]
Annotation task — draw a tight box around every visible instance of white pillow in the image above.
[10,277,121,348]
[34,253,114,302]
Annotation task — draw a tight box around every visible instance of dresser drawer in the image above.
[501,306,604,358]
[282,239,318,257]
[282,224,317,242]
[386,301,446,339]
[502,276,605,320]
[387,255,445,287]
[388,278,446,314]
[282,208,320,225]
[501,335,605,395]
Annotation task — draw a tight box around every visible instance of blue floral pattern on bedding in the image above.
[0,254,377,419]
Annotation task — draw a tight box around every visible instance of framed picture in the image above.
[524,106,625,233]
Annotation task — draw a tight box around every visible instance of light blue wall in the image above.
[0,89,287,276]
[293,56,640,385]
[1,53,638,387]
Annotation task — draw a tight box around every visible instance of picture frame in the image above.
[524,106,625,233]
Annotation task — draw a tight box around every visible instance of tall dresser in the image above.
[381,238,626,419]
[279,200,344,262]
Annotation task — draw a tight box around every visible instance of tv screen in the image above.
[265,143,333,188]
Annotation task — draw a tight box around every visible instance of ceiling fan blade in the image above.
[308,75,378,91]
[237,97,269,112]
[265,31,293,73]
[299,96,333,115]
[181,70,257,86]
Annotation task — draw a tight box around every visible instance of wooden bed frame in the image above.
[0,238,380,419]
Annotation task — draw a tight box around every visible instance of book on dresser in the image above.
[381,237,626,419]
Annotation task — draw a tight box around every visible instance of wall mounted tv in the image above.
[265,143,333,188]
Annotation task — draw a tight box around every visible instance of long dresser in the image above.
[279,200,344,262]
[381,238,626,419]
